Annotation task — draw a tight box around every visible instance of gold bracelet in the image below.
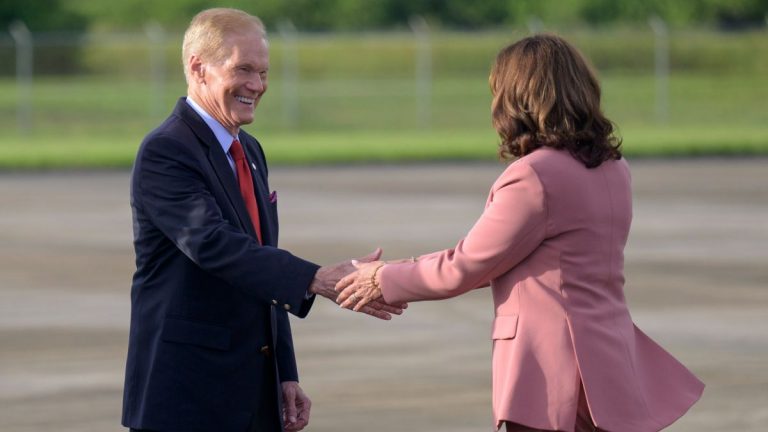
[371,263,385,290]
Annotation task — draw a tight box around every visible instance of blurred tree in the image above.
[0,0,87,31]
[504,0,585,27]
[441,0,509,28]
[66,0,387,32]
[580,0,695,26]
[373,0,510,29]
[709,0,768,29]
[0,0,89,75]
[256,0,386,31]
[51,0,768,31]
[581,0,768,28]
[66,0,210,31]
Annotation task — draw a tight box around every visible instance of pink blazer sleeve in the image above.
[380,161,548,305]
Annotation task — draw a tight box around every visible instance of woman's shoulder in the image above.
[524,147,580,168]
[500,148,577,181]
[492,152,550,191]
[499,148,630,193]
[522,147,628,175]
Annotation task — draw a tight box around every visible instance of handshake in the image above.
[308,248,408,320]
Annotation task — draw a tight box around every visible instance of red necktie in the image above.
[229,139,263,243]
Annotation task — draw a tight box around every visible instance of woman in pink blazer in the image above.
[336,34,704,432]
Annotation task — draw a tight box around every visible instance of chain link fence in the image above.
[1,21,766,137]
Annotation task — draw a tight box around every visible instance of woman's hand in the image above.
[335,260,386,311]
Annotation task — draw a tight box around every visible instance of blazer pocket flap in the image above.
[491,314,519,340]
[162,318,231,350]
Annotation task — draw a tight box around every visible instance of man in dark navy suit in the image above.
[121,8,403,432]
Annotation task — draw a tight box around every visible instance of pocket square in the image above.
[269,191,277,203]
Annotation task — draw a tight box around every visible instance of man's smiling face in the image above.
[191,31,269,135]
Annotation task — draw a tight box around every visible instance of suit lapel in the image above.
[239,133,275,246]
[174,98,261,242]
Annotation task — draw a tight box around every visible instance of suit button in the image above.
[260,345,271,356]
[283,304,291,311]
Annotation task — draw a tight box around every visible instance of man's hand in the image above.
[282,381,310,432]
[309,248,406,320]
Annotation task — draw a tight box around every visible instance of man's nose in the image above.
[246,75,265,92]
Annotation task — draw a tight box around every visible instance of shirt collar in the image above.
[185,96,239,154]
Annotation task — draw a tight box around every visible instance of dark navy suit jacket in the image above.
[122,98,320,432]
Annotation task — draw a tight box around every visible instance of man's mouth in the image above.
[235,96,255,105]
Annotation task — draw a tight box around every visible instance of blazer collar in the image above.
[172,97,219,149]
[172,97,264,244]
[238,138,274,246]
[185,97,239,154]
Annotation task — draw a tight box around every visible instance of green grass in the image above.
[1,126,766,169]
[0,72,765,168]
[1,29,766,168]
[263,127,768,163]
[0,72,765,131]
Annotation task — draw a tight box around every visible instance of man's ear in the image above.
[188,55,205,83]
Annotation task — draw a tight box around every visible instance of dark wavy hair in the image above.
[489,34,622,168]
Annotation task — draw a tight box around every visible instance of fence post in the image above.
[410,16,431,129]
[9,21,33,134]
[649,16,669,124]
[527,16,543,34]
[145,21,166,121]
[277,20,299,129]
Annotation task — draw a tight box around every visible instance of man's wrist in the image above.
[308,266,331,296]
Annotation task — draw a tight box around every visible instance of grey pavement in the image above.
[0,159,766,431]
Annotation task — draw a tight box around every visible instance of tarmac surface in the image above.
[0,158,766,431]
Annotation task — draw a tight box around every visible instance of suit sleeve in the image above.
[380,161,547,304]
[134,134,318,316]
[275,309,300,382]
